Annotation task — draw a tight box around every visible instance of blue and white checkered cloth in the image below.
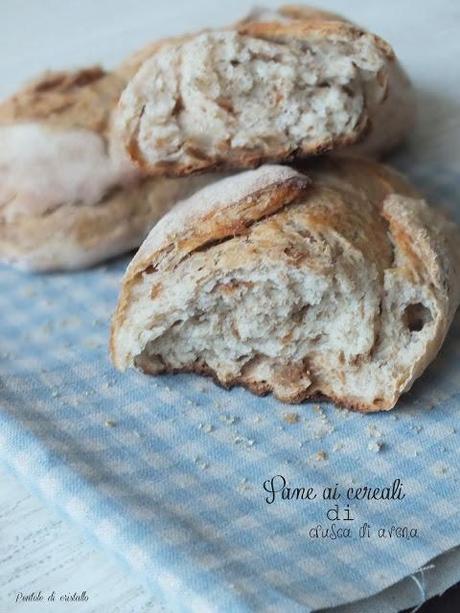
[0,159,459,612]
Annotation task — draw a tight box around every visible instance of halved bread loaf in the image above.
[0,67,223,271]
[114,18,414,176]
[111,159,460,412]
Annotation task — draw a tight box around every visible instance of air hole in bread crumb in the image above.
[171,96,184,117]
[292,304,310,323]
[403,303,432,333]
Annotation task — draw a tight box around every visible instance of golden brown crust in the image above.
[133,359,389,413]
[0,168,225,271]
[294,156,420,199]
[278,4,348,23]
[236,20,394,60]
[0,66,125,138]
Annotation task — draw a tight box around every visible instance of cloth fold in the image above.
[0,253,459,610]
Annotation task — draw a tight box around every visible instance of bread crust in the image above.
[0,67,125,139]
[236,20,393,59]
[111,159,460,412]
[0,171,226,271]
[277,4,349,23]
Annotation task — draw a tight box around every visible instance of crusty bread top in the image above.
[236,19,393,59]
[294,156,419,201]
[127,164,308,273]
[115,158,400,276]
[0,67,125,139]
[277,4,348,22]
[238,4,349,27]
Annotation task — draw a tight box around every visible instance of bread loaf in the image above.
[111,159,460,411]
[0,67,222,271]
[114,18,414,176]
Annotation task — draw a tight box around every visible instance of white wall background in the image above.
[0,0,458,97]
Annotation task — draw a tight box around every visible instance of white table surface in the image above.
[0,464,158,612]
[1,1,459,611]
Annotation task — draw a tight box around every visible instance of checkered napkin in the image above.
[0,160,459,612]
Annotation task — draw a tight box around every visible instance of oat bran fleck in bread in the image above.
[0,67,224,271]
[113,17,414,176]
[110,159,460,412]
